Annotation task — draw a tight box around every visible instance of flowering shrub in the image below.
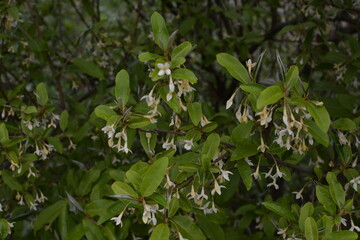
[1,2,360,240]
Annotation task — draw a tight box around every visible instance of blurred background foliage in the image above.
[0,0,360,239]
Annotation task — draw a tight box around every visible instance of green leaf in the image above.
[0,219,10,240]
[305,102,331,132]
[111,181,138,198]
[48,136,63,154]
[170,56,186,68]
[169,197,179,217]
[201,133,220,170]
[73,58,104,79]
[34,200,67,232]
[128,116,151,129]
[315,185,336,215]
[237,160,252,191]
[140,157,168,197]
[304,217,318,240]
[230,143,259,161]
[216,53,250,83]
[0,123,9,142]
[256,85,284,110]
[1,170,23,191]
[94,105,117,121]
[172,216,206,240]
[35,82,48,105]
[323,231,358,240]
[82,219,106,240]
[79,169,101,196]
[23,106,37,114]
[172,41,192,59]
[240,83,265,96]
[138,52,162,62]
[332,118,356,131]
[197,214,225,240]
[149,224,170,240]
[151,12,169,50]
[115,69,130,106]
[63,224,85,240]
[262,201,296,221]
[299,202,314,232]
[172,69,198,83]
[305,120,329,147]
[285,65,299,89]
[326,172,345,208]
[231,122,254,145]
[60,110,69,132]
[187,102,202,126]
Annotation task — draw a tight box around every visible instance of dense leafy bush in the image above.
[0,1,359,239]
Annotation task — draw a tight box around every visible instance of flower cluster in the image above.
[101,125,132,154]
[273,104,313,154]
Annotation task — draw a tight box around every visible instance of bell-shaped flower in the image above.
[184,139,194,150]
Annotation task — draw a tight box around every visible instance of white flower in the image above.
[157,62,171,76]
[178,232,189,240]
[350,218,360,232]
[0,203,3,212]
[251,163,261,180]
[164,174,176,189]
[277,227,288,239]
[245,157,254,166]
[142,203,159,225]
[141,91,156,107]
[30,202,38,211]
[184,139,194,150]
[187,185,197,200]
[226,90,238,109]
[255,106,272,128]
[162,138,176,150]
[169,75,175,92]
[177,79,195,97]
[350,176,360,191]
[341,217,347,226]
[68,138,77,150]
[200,115,211,127]
[257,137,269,153]
[218,169,233,183]
[111,211,125,227]
[275,164,285,178]
[246,59,256,74]
[292,187,304,200]
[267,176,279,190]
[337,131,350,145]
[101,125,115,139]
[196,187,208,205]
[211,179,226,195]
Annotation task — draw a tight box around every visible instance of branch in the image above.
[138,128,314,175]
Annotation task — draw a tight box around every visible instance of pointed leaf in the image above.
[262,201,296,221]
[305,102,330,132]
[201,133,220,170]
[216,53,250,83]
[73,58,104,79]
[115,69,130,106]
[35,82,48,105]
[172,69,198,83]
[151,12,169,50]
[149,224,170,240]
[305,217,318,240]
[34,200,67,232]
[140,157,168,197]
[187,102,202,126]
[111,181,138,198]
[257,85,284,110]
